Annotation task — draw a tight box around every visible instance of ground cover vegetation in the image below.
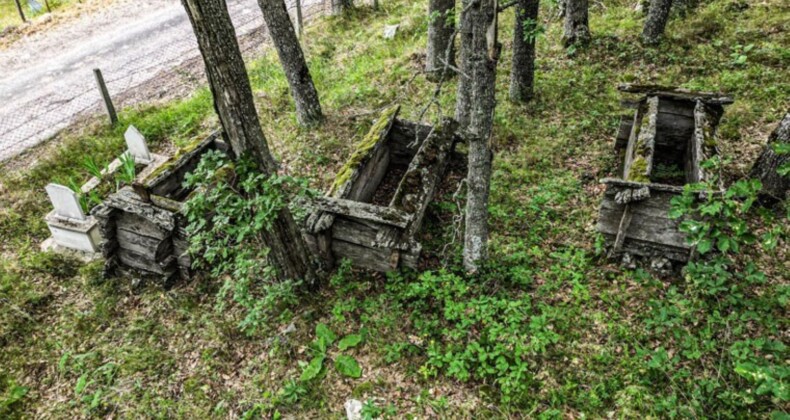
[0,0,788,417]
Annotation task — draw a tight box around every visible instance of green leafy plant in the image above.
[183,150,314,334]
[115,152,137,187]
[299,323,365,382]
[729,43,755,66]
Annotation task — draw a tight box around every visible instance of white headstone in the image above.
[46,184,86,221]
[124,125,151,163]
[344,399,363,420]
[383,24,399,39]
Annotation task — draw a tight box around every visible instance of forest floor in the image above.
[1,0,788,418]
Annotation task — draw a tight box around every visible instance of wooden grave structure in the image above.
[303,105,462,272]
[91,132,227,282]
[597,84,732,262]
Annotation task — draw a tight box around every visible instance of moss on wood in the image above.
[329,105,400,195]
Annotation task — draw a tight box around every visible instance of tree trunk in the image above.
[463,0,498,272]
[259,0,323,126]
[454,0,474,129]
[182,0,317,284]
[330,0,353,15]
[509,0,539,102]
[641,0,671,45]
[426,0,456,81]
[750,112,790,200]
[562,0,590,47]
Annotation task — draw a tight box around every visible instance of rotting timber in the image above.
[304,105,463,272]
[597,84,732,263]
[91,132,228,283]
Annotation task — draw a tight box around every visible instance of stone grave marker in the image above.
[125,125,151,163]
[45,183,85,220]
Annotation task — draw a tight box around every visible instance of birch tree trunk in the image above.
[641,0,672,45]
[509,0,539,102]
[258,0,323,126]
[455,0,474,129]
[750,112,790,200]
[182,0,317,284]
[463,0,498,272]
[562,0,590,47]
[426,0,456,81]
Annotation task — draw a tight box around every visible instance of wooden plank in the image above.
[600,233,690,262]
[332,216,404,249]
[657,97,696,117]
[690,100,724,187]
[615,115,633,150]
[617,84,734,104]
[609,205,633,257]
[598,205,688,249]
[623,96,658,182]
[390,117,458,238]
[601,178,685,194]
[310,196,412,228]
[143,131,220,196]
[116,229,172,261]
[104,187,176,232]
[331,239,400,272]
[349,145,391,203]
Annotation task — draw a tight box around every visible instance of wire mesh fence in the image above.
[0,0,368,163]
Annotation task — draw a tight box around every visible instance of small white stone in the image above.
[124,125,151,163]
[46,183,85,220]
[344,399,363,420]
[383,24,399,39]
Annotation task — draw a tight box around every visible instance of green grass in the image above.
[1,0,789,417]
[0,0,82,32]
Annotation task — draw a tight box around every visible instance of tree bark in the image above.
[426,0,456,81]
[258,0,323,126]
[509,0,539,102]
[463,0,498,272]
[454,0,474,129]
[562,0,590,47]
[330,0,353,15]
[750,111,790,200]
[182,0,316,284]
[641,0,671,45]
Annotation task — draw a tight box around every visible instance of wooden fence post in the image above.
[93,69,118,126]
[295,0,303,38]
[14,0,26,23]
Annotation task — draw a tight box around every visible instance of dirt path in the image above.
[0,0,320,163]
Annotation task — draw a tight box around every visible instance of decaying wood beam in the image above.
[609,205,633,258]
[310,196,413,228]
[690,100,724,187]
[624,96,658,183]
[615,115,633,150]
[390,117,459,238]
[617,83,734,105]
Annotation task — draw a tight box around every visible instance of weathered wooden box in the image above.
[91,132,225,281]
[597,85,732,262]
[304,105,461,272]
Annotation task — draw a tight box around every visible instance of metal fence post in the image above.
[93,69,118,126]
[14,0,27,23]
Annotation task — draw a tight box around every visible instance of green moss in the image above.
[328,105,400,195]
[627,156,651,183]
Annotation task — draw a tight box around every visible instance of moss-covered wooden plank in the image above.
[617,84,734,104]
[390,117,458,238]
[310,196,412,228]
[624,96,658,183]
[689,100,724,186]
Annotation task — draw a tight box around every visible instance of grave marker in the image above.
[45,183,85,221]
[125,125,151,163]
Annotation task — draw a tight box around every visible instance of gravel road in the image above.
[0,0,319,163]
